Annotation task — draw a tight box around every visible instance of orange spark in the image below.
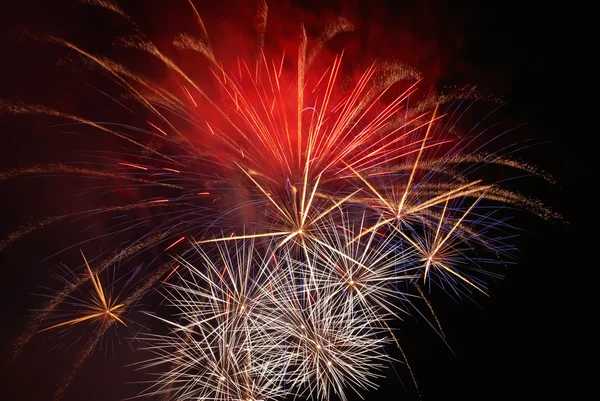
[164,236,185,251]
[147,121,168,136]
[118,162,148,171]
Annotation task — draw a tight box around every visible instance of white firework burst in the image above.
[136,239,294,401]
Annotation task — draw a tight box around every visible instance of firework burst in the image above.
[37,250,128,336]
[137,240,292,401]
[0,1,558,400]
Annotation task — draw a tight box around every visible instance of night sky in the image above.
[0,1,574,400]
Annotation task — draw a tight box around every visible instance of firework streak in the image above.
[0,1,558,400]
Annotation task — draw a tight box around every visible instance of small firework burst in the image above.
[137,240,292,401]
[37,250,128,337]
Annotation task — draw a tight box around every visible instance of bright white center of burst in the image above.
[317,344,321,349]
[327,361,332,366]
[300,325,305,329]
[220,376,225,381]
[349,280,355,285]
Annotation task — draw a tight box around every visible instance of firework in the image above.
[140,233,404,401]
[136,240,292,401]
[37,250,127,335]
[0,1,557,400]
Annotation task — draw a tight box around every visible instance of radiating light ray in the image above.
[37,250,127,334]
[0,2,558,400]
[134,239,294,401]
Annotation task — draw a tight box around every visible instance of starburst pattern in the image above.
[0,1,558,400]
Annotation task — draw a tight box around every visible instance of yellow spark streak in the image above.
[196,231,291,245]
[349,138,451,176]
[425,198,450,280]
[186,0,213,56]
[345,163,395,212]
[411,195,487,291]
[81,250,107,310]
[126,37,255,150]
[108,312,128,327]
[0,163,183,189]
[430,195,483,257]
[330,75,410,162]
[1,100,176,162]
[389,224,425,253]
[406,181,490,214]
[319,63,377,159]
[338,113,443,175]
[238,166,295,226]
[413,283,445,337]
[278,231,301,247]
[37,312,106,334]
[301,174,322,227]
[398,104,440,216]
[308,189,362,227]
[328,79,420,169]
[38,251,126,334]
[349,216,396,244]
[438,262,488,295]
[291,184,300,224]
[42,37,185,144]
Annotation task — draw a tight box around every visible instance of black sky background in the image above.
[0,1,576,400]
